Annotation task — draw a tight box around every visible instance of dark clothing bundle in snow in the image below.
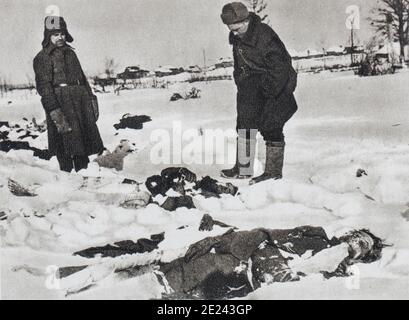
[0,141,30,152]
[17,132,39,140]
[194,176,238,199]
[0,131,9,140]
[230,13,298,140]
[0,119,51,158]
[161,196,196,211]
[113,114,152,130]
[145,167,197,198]
[356,169,368,178]
[32,148,53,160]
[170,88,201,101]
[33,44,103,157]
[145,167,238,211]
[0,118,47,142]
[145,175,175,197]
[170,93,184,102]
[74,232,165,258]
[161,167,197,185]
[122,178,139,185]
[146,167,237,198]
[0,140,53,160]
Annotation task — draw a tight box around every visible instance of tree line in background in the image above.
[0,74,35,98]
[251,0,409,64]
[370,0,409,61]
[2,0,409,93]
[248,0,270,24]
[355,0,409,76]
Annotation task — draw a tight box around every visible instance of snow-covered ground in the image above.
[1,70,409,300]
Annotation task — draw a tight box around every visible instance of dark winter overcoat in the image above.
[33,44,103,156]
[159,226,337,299]
[230,13,298,135]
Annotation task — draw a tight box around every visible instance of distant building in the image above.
[186,65,202,73]
[155,66,184,77]
[215,57,234,69]
[293,49,324,60]
[344,45,365,54]
[93,73,117,87]
[374,42,408,63]
[291,45,367,72]
[326,45,345,56]
[154,67,172,77]
[117,66,150,80]
[165,66,185,75]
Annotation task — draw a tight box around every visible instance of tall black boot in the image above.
[221,137,256,179]
[250,141,285,185]
[56,153,74,173]
[73,155,90,172]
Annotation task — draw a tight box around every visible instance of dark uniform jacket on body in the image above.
[33,44,103,156]
[230,13,298,135]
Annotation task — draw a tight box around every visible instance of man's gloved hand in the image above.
[49,109,72,134]
[161,167,197,183]
[91,95,99,121]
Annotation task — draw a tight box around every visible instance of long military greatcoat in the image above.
[230,13,298,136]
[33,44,103,156]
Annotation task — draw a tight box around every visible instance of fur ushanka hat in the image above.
[221,2,249,25]
[42,16,74,48]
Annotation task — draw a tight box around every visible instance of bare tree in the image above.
[25,73,35,94]
[366,35,384,56]
[370,0,409,61]
[104,57,118,79]
[0,75,9,98]
[0,75,3,98]
[247,0,270,24]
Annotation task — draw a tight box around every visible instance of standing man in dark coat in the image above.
[33,16,104,172]
[220,2,298,184]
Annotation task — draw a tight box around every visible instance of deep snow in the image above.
[1,70,409,299]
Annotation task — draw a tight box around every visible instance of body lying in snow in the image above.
[38,223,388,299]
[94,140,136,171]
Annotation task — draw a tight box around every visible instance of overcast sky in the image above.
[0,0,378,83]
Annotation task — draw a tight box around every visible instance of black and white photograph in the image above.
[0,0,409,302]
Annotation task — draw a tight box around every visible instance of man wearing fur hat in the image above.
[220,2,298,184]
[33,16,104,172]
